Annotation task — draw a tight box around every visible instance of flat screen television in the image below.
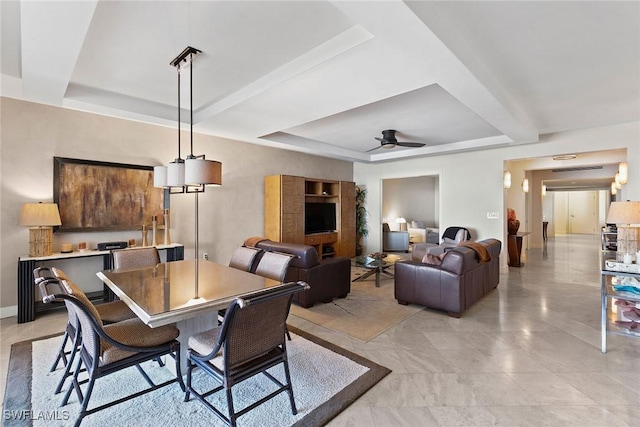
[305,202,337,234]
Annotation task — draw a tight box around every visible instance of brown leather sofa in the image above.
[252,239,351,308]
[394,238,501,317]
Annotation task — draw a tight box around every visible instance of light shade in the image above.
[606,201,640,225]
[619,162,628,184]
[19,203,61,227]
[166,161,185,187]
[185,159,222,186]
[503,171,511,189]
[522,178,529,193]
[611,182,617,195]
[153,165,167,188]
[541,184,547,197]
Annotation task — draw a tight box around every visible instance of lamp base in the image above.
[29,227,53,257]
[616,226,638,263]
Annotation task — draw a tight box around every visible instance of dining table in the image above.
[97,258,281,372]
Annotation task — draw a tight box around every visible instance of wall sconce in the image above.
[522,178,529,193]
[541,184,547,197]
[503,171,511,189]
[618,162,628,184]
[611,182,617,195]
[19,202,62,257]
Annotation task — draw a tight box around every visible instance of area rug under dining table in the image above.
[3,326,390,427]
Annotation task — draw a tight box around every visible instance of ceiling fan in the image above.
[367,129,426,152]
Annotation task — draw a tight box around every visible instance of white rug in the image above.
[10,328,389,427]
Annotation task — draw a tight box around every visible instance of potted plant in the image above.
[355,185,369,256]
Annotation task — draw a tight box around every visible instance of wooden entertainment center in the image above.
[264,175,356,258]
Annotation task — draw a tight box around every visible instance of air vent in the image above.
[551,166,603,173]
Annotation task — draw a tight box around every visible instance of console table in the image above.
[17,244,184,323]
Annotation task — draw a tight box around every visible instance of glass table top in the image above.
[98,259,281,327]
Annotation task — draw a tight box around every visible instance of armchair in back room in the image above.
[382,223,410,253]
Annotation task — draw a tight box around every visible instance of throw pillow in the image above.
[412,220,426,229]
[422,252,445,266]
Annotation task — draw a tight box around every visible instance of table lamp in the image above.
[606,201,640,264]
[19,202,62,257]
[395,217,407,231]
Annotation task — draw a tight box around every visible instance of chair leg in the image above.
[184,358,193,402]
[226,386,237,427]
[75,376,97,427]
[50,329,70,372]
[174,347,185,392]
[62,357,84,407]
[54,328,81,394]
[283,360,298,415]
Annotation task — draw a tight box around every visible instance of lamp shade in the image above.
[611,182,617,195]
[153,165,167,188]
[166,161,185,187]
[606,201,640,225]
[19,203,61,227]
[185,159,222,186]
[522,178,529,193]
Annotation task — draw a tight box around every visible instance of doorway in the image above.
[551,190,600,235]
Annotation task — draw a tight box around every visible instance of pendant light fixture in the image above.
[154,47,222,193]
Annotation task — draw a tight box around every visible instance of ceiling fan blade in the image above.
[397,142,426,148]
[374,137,384,142]
[366,145,383,152]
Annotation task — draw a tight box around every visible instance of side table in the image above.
[508,232,530,267]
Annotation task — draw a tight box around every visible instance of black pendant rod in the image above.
[190,51,194,157]
[177,68,181,160]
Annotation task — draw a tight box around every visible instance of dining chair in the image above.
[253,251,296,340]
[33,267,137,394]
[111,247,160,270]
[254,251,295,282]
[184,281,309,427]
[228,246,262,272]
[38,277,184,427]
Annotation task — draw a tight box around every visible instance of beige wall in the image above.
[0,97,353,316]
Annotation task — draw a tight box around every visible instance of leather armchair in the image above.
[253,239,351,308]
[382,223,409,252]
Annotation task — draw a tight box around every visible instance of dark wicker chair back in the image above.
[254,251,294,282]
[228,246,262,272]
[112,247,160,270]
[185,281,309,427]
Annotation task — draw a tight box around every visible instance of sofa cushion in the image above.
[411,220,426,229]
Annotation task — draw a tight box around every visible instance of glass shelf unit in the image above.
[601,256,640,353]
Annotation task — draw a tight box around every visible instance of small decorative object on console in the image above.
[369,252,388,260]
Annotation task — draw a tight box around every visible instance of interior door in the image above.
[568,191,597,234]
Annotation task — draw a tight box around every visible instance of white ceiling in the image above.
[2,1,639,164]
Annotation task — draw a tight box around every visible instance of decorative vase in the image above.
[508,219,520,235]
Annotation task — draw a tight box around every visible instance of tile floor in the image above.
[2,234,640,426]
